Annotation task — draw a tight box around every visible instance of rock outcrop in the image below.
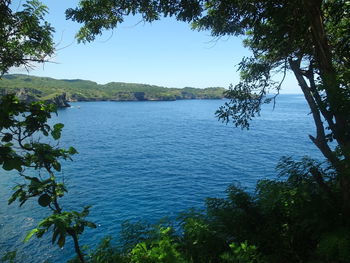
[15,88,37,104]
[46,93,71,107]
[0,88,37,104]
[0,88,70,108]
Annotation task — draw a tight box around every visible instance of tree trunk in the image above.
[302,0,350,159]
[301,0,350,219]
[69,230,86,263]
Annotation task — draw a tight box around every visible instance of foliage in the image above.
[0,94,95,262]
[0,0,54,75]
[0,93,59,173]
[0,1,95,255]
[0,1,96,262]
[130,227,187,263]
[119,220,159,253]
[25,206,96,248]
[0,74,226,102]
[221,242,265,263]
[0,251,17,263]
[87,237,127,263]
[317,228,350,262]
[67,237,127,263]
[178,210,226,262]
[199,157,348,263]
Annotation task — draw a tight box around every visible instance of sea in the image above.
[0,95,322,262]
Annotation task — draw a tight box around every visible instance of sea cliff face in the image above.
[45,93,71,107]
[0,88,70,107]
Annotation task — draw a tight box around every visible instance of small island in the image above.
[0,74,226,107]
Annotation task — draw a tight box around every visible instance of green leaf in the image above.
[52,230,59,244]
[24,228,39,242]
[2,158,22,172]
[2,161,13,171]
[1,251,17,262]
[8,188,23,205]
[38,194,51,207]
[1,133,13,142]
[51,123,64,140]
[52,161,61,172]
[57,234,66,248]
[68,147,78,155]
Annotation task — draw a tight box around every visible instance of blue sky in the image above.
[10,0,300,93]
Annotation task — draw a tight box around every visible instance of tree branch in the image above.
[289,58,338,167]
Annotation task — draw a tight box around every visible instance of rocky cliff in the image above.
[46,93,71,107]
[0,88,70,107]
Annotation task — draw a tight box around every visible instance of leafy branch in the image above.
[0,94,95,263]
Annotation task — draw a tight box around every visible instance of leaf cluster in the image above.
[66,0,204,43]
[0,94,59,171]
[1,93,92,262]
[130,227,187,263]
[25,206,96,248]
[1,2,92,262]
[0,0,54,75]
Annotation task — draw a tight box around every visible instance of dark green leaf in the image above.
[2,159,22,172]
[1,133,13,142]
[52,161,61,172]
[57,234,66,248]
[52,230,59,244]
[51,123,64,140]
[38,194,51,207]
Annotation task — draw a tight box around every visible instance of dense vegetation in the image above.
[0,74,225,102]
[1,0,350,262]
[0,2,94,262]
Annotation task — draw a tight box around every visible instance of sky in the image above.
[10,0,300,93]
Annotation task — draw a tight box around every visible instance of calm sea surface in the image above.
[0,95,322,262]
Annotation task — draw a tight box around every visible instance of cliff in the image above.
[0,88,70,107]
[45,93,71,107]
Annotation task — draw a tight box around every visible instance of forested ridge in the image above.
[0,74,225,102]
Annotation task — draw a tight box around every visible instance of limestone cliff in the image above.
[0,88,70,107]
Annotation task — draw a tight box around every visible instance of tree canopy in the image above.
[0,0,54,75]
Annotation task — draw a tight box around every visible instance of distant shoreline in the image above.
[0,74,226,107]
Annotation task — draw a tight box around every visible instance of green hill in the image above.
[0,75,226,104]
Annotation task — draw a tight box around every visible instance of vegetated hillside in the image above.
[0,74,226,102]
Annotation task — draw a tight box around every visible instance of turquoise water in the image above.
[0,95,321,262]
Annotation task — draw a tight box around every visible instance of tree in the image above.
[0,0,54,75]
[66,0,350,216]
[1,1,95,262]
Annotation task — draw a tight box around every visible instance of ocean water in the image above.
[0,95,322,262]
